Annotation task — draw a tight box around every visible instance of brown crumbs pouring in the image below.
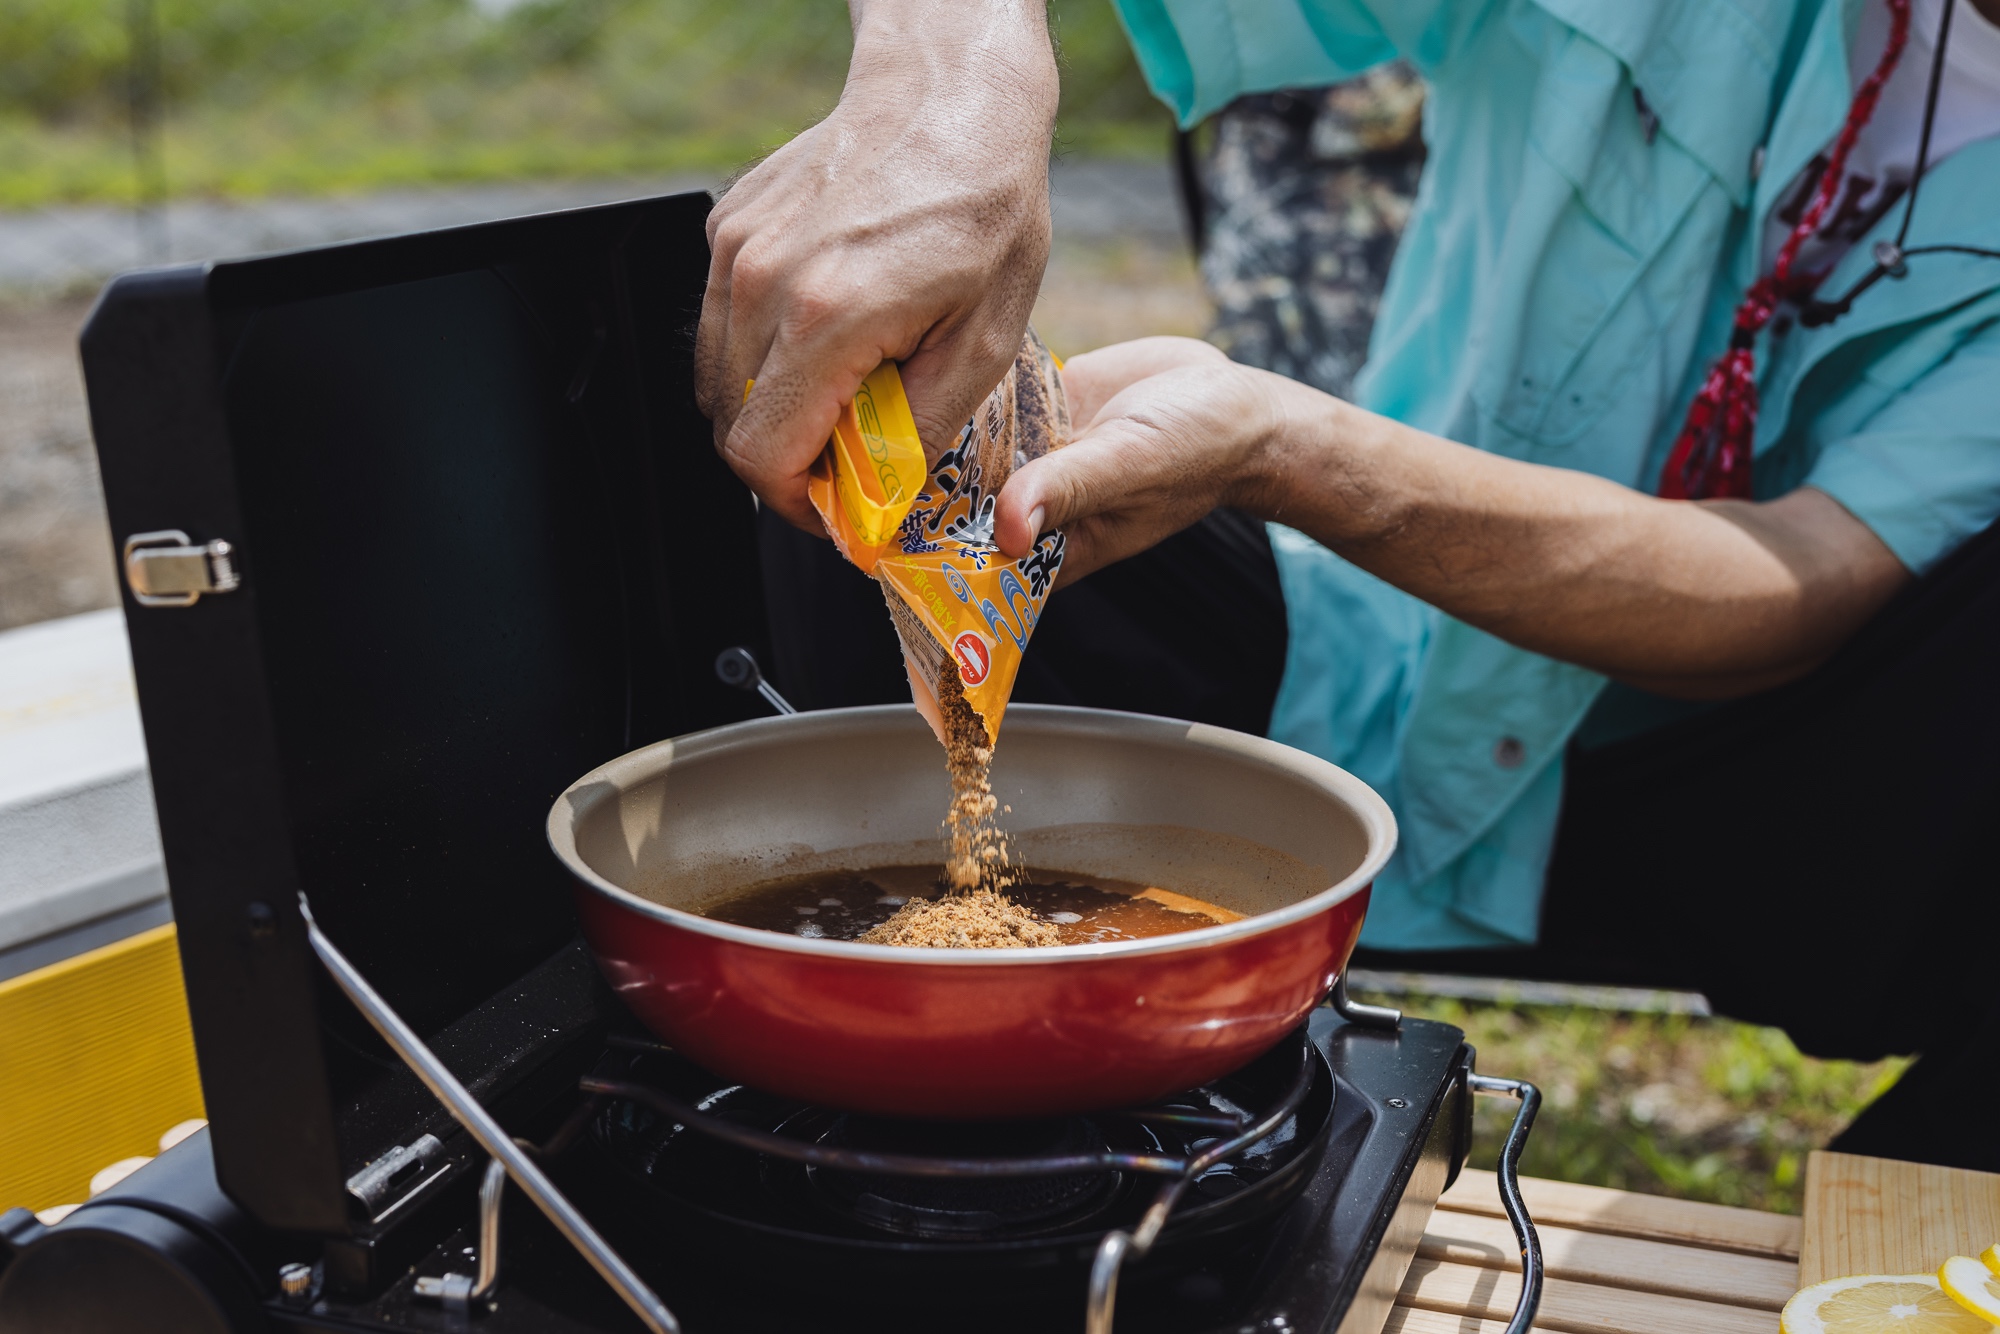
[937,673,1012,893]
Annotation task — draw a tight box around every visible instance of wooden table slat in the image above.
[1397,1258,1780,1334]
[1799,1151,2000,1286]
[1419,1208,1798,1310]
[1383,1307,1555,1334]
[1441,1168,1803,1260]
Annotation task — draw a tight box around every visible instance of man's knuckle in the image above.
[791,283,841,325]
[780,283,848,341]
[729,242,780,300]
[710,209,752,256]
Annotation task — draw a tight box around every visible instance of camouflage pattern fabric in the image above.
[1197,63,1426,399]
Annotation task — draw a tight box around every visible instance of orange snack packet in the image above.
[805,332,1069,745]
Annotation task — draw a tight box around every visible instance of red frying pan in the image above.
[547,704,1393,1118]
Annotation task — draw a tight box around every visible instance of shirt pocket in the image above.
[1472,39,1735,451]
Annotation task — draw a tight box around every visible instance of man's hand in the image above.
[695,0,1058,532]
[994,337,1270,578]
[995,336,1910,699]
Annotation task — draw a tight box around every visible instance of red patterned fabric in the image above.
[1657,0,1913,500]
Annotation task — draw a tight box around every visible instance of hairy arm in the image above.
[695,0,1058,531]
[1255,385,1907,695]
[995,339,1910,699]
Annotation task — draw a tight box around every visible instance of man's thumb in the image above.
[993,443,1102,558]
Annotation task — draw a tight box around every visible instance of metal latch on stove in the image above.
[122,530,240,607]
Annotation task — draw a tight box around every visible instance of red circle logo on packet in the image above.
[952,631,993,686]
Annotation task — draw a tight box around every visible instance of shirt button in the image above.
[1493,737,1526,769]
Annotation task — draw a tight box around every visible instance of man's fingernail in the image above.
[1028,506,1046,535]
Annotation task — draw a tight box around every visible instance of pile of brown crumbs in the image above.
[858,888,1060,948]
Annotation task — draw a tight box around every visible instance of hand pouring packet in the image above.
[803,331,1069,745]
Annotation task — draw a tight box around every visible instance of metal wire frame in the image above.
[1468,1073,1545,1334]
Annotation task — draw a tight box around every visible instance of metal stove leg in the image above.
[474,1156,505,1302]
[299,895,680,1334]
[1468,1074,1544,1334]
[1086,1180,1188,1334]
[1084,1028,1320,1334]
[411,1156,505,1315]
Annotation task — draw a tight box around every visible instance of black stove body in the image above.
[0,196,1530,1334]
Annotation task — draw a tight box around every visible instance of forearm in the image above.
[1243,375,1907,695]
[847,0,1058,125]
[698,0,1057,525]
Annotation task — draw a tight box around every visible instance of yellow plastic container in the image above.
[0,924,205,1212]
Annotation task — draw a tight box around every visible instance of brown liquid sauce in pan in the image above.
[699,865,1244,946]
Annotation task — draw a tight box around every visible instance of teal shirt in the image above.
[1111,0,2000,948]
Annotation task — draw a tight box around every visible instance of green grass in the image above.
[1374,991,1910,1215]
[0,0,1172,208]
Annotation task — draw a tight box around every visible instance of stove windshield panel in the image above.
[81,193,771,1237]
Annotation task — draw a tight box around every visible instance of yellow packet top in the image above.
[747,361,924,574]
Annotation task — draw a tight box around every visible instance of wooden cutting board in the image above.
[1800,1150,2000,1284]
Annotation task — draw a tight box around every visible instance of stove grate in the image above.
[580,1028,1313,1184]
[584,1029,1321,1329]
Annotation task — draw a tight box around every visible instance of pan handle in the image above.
[715,646,797,715]
[1467,1073,1544,1334]
[1330,972,1402,1029]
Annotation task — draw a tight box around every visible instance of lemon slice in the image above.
[1940,1256,2000,1324]
[1782,1274,1996,1333]
[1982,1245,2000,1276]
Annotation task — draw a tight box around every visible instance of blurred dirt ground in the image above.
[0,295,116,632]
[1031,236,1209,359]
[0,238,1207,635]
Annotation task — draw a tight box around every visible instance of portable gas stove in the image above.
[0,194,1541,1334]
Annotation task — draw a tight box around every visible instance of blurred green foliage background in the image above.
[0,0,1169,207]
[1396,991,1910,1215]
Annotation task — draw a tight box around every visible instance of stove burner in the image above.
[800,1113,1121,1238]
[578,1026,1338,1324]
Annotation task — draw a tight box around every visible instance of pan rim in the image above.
[547,703,1395,965]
